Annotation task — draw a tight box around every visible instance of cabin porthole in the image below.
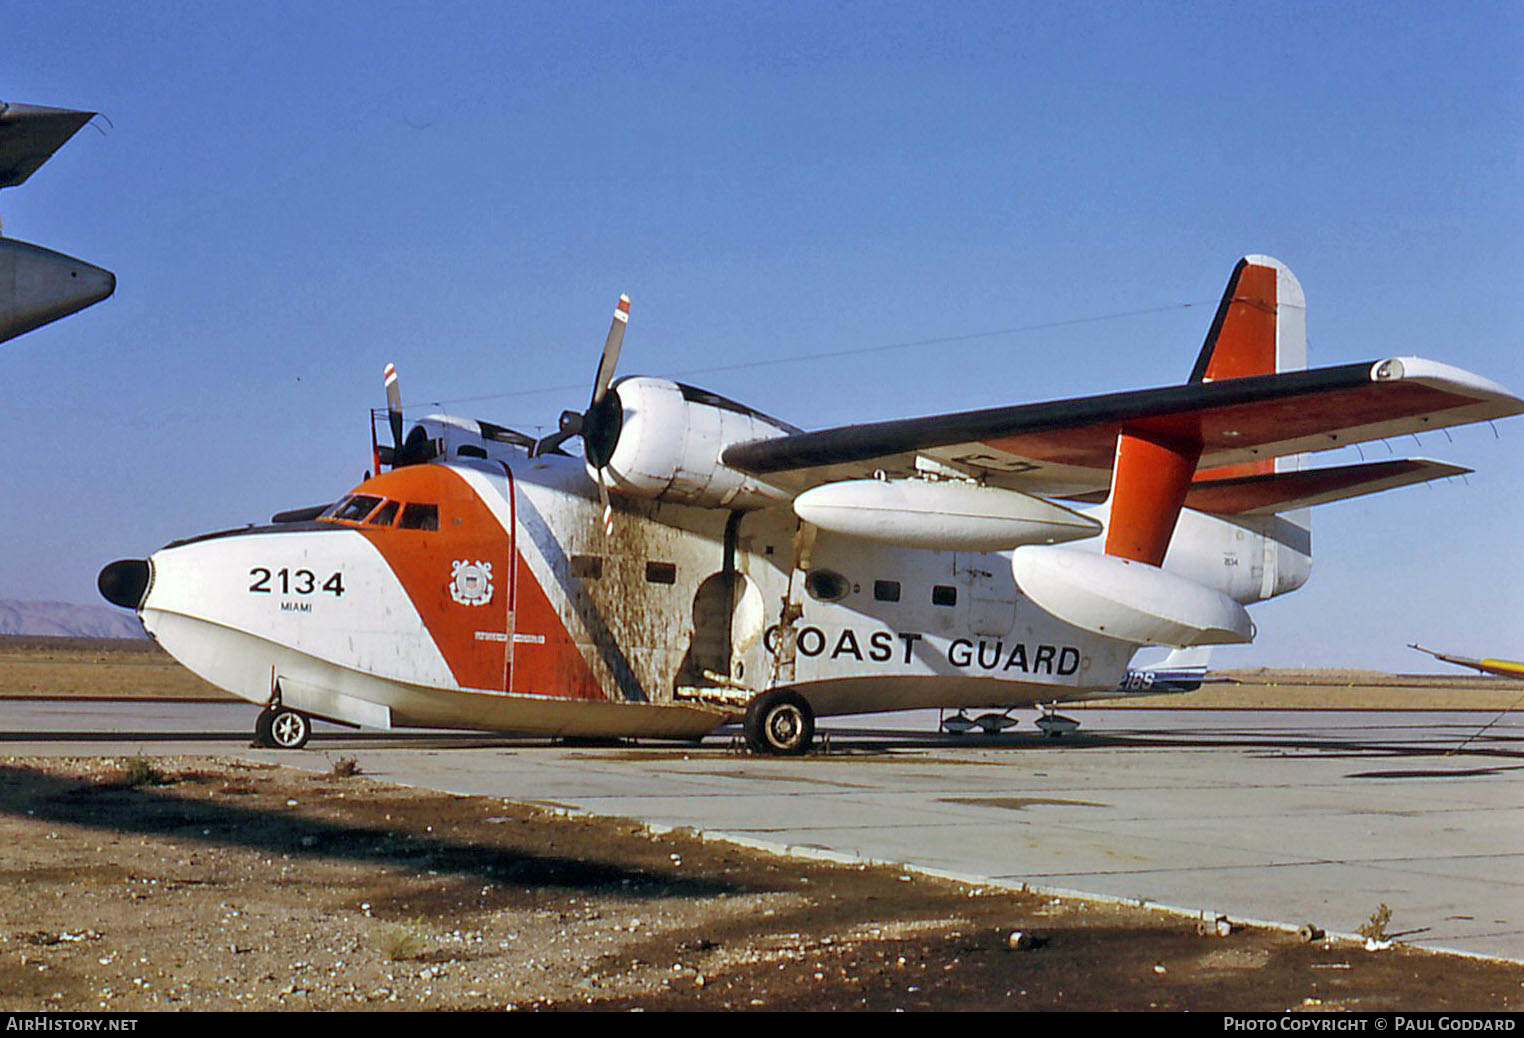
[804,569,850,602]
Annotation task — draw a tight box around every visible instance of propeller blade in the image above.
[589,294,629,408]
[384,363,404,454]
[529,293,630,530]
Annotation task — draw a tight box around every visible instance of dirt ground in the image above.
[4,637,1522,1011]
[2,755,1521,1013]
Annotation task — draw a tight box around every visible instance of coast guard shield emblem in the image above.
[449,560,494,606]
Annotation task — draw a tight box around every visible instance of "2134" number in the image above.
[249,567,345,596]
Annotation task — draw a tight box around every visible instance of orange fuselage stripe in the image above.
[337,465,605,700]
[350,466,514,692]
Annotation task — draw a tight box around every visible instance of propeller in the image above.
[534,294,630,534]
[374,362,435,469]
[372,362,406,470]
[371,362,537,473]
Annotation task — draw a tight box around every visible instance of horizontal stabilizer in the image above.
[1183,458,1469,515]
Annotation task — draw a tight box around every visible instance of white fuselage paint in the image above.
[142,528,456,694]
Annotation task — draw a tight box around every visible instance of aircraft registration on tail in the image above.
[99,256,1523,754]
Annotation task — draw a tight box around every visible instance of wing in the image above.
[1410,644,1524,680]
[723,357,1523,497]
[0,102,95,189]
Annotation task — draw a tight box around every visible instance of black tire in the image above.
[253,708,276,747]
[266,708,312,750]
[743,689,815,756]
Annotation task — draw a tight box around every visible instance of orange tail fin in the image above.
[1105,256,1307,565]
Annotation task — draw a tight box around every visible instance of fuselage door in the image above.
[956,553,1016,637]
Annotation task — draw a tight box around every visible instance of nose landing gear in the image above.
[254,706,312,749]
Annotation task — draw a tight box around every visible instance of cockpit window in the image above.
[397,503,439,531]
[367,500,400,526]
[330,495,382,522]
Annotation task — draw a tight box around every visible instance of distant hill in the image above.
[0,600,147,639]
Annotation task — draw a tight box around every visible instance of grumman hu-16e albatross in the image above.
[99,257,1523,754]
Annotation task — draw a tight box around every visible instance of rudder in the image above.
[1188,254,1306,387]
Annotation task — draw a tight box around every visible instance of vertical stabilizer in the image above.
[1177,255,1313,598]
[1189,254,1306,386]
[1105,255,1308,567]
[1190,254,1308,479]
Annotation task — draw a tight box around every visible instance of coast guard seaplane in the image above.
[99,256,1522,753]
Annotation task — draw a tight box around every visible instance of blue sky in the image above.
[2,1,1520,670]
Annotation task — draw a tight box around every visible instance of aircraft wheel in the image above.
[743,690,815,756]
[266,708,312,750]
[253,708,276,747]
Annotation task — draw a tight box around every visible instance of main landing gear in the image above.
[1034,704,1081,738]
[743,689,815,756]
[254,706,312,749]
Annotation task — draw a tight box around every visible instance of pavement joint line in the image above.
[519,796,1524,969]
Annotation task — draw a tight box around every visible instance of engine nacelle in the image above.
[597,376,795,509]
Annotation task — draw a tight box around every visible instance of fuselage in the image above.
[114,448,1226,739]
[107,404,1317,740]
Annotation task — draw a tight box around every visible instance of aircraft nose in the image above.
[98,558,150,610]
[0,238,116,345]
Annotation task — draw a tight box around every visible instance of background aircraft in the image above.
[0,99,115,344]
[99,256,1522,753]
[1409,644,1524,680]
